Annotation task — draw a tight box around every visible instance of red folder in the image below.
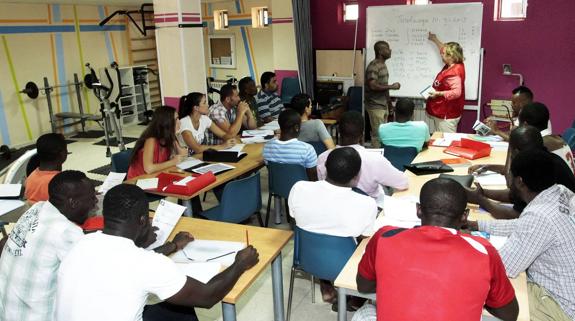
[443,138,492,160]
[150,172,217,196]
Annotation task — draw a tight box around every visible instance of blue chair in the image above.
[383,145,418,172]
[280,77,301,106]
[563,128,575,151]
[346,86,363,113]
[111,149,132,173]
[307,141,327,156]
[266,162,308,227]
[200,173,263,226]
[286,226,357,321]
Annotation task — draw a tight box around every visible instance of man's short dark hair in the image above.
[219,84,237,102]
[395,98,415,119]
[420,178,467,222]
[238,76,254,93]
[37,133,66,163]
[278,108,301,132]
[325,147,361,185]
[511,149,555,193]
[512,86,534,101]
[339,111,364,140]
[290,94,311,115]
[509,125,545,152]
[260,71,276,87]
[103,184,149,227]
[48,170,88,206]
[518,102,549,131]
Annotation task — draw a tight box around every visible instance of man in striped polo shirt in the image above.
[256,71,284,123]
[263,109,317,181]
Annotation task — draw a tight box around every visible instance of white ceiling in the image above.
[1,0,230,5]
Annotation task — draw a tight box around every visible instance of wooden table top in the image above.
[169,217,293,304]
[320,119,338,126]
[334,133,529,320]
[125,143,264,200]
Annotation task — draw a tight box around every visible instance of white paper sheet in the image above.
[221,144,245,153]
[241,136,268,144]
[175,262,222,284]
[173,176,195,186]
[474,172,507,186]
[260,120,279,131]
[192,163,235,175]
[0,200,25,217]
[146,200,186,250]
[177,157,203,170]
[419,85,433,100]
[374,196,421,231]
[171,240,246,266]
[136,178,158,190]
[98,172,126,194]
[243,129,274,137]
[0,184,21,197]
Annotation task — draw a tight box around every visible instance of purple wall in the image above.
[311,0,575,134]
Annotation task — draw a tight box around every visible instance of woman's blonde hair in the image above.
[443,42,464,64]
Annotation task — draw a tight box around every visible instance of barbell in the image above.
[19,80,84,99]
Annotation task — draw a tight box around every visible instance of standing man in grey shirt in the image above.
[365,41,400,148]
[467,149,575,321]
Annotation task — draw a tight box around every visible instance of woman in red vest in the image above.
[426,32,466,133]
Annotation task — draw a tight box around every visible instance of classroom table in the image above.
[333,133,530,321]
[169,217,293,321]
[125,143,265,215]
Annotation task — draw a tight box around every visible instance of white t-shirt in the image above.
[178,115,213,146]
[0,202,83,321]
[56,232,187,321]
[288,180,378,237]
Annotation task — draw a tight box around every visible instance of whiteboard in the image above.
[366,3,483,100]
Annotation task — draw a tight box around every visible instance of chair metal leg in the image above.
[256,211,264,227]
[310,275,315,304]
[265,193,273,227]
[0,224,7,238]
[286,266,296,321]
[285,199,292,224]
[202,192,207,202]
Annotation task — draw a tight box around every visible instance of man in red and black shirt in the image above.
[354,178,519,321]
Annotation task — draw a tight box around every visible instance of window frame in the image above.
[494,0,528,21]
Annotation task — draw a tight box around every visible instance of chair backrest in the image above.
[267,161,308,199]
[280,77,301,105]
[215,173,262,223]
[293,226,357,281]
[111,149,133,173]
[307,141,327,156]
[4,149,37,184]
[383,145,418,172]
[346,86,363,113]
[563,128,575,151]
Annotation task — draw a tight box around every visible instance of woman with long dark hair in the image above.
[178,92,235,155]
[127,106,187,179]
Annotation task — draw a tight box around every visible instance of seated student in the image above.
[178,92,236,155]
[317,111,408,200]
[25,133,67,203]
[55,184,259,321]
[238,76,259,124]
[289,147,377,305]
[486,86,535,141]
[263,109,318,181]
[206,84,256,146]
[467,150,575,321]
[467,125,575,219]
[518,102,574,172]
[378,98,430,152]
[255,71,284,123]
[289,93,335,150]
[354,178,518,321]
[0,171,97,321]
[127,106,188,179]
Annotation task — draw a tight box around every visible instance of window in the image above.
[495,0,527,20]
[213,10,228,30]
[343,3,358,22]
[407,0,431,4]
[251,7,269,28]
[208,35,236,69]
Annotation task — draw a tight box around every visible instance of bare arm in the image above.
[0,236,7,258]
[485,298,519,321]
[166,246,259,308]
[306,167,318,181]
[181,130,233,154]
[428,32,444,50]
[367,79,400,92]
[242,105,257,129]
[356,273,376,293]
[323,138,336,150]
[142,138,183,174]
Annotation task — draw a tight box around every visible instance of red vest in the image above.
[426,63,465,119]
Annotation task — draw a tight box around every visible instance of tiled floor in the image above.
[7,123,354,321]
